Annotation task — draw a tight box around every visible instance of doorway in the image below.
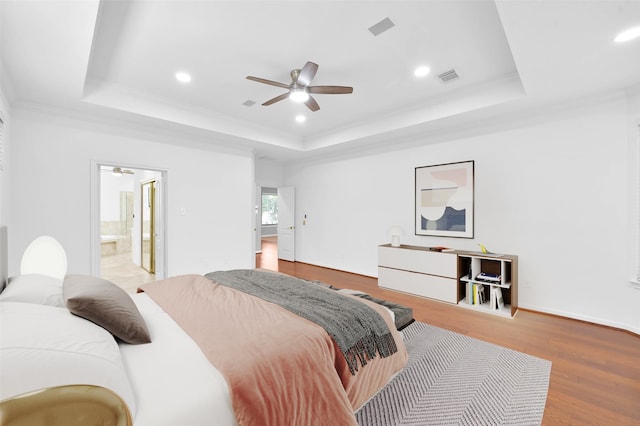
[256,186,295,262]
[93,164,165,293]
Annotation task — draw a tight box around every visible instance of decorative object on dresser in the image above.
[378,244,518,318]
[415,160,474,238]
[386,226,405,247]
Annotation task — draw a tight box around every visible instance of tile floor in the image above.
[100,252,156,293]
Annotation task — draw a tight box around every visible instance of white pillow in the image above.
[0,274,64,307]
[0,302,137,417]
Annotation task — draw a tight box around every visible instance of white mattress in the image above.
[119,293,237,426]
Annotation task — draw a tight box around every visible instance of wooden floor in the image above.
[256,237,640,426]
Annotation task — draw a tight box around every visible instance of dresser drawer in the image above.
[378,266,458,303]
[378,245,457,278]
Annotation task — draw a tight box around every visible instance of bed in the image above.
[0,229,409,425]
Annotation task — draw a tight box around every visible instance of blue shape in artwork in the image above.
[421,207,466,231]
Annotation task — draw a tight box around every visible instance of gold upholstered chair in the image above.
[0,385,132,426]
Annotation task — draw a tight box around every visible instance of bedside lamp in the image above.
[387,226,405,247]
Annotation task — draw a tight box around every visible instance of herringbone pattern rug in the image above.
[356,321,551,426]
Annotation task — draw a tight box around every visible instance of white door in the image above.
[255,186,262,253]
[277,186,295,261]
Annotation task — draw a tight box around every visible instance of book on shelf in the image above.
[476,272,501,283]
[492,287,504,309]
[490,286,497,310]
[476,284,485,305]
[467,282,486,305]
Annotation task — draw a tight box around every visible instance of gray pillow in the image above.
[63,274,151,344]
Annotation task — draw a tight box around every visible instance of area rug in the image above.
[356,321,551,426]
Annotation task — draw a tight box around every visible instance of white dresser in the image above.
[378,244,460,304]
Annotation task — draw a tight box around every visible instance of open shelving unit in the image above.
[377,245,518,318]
[456,251,518,318]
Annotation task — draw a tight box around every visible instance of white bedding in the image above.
[0,281,397,425]
[121,291,395,425]
[119,293,237,426]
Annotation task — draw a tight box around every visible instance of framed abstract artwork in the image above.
[415,160,474,238]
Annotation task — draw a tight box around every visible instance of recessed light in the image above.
[295,115,306,123]
[614,26,640,43]
[175,72,191,83]
[414,65,431,77]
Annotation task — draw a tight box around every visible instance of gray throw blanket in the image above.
[205,269,398,375]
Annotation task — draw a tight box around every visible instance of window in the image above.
[261,193,278,225]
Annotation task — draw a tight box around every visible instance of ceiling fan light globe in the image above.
[289,89,309,103]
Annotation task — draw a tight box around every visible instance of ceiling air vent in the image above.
[243,100,256,107]
[437,69,460,83]
[368,17,395,37]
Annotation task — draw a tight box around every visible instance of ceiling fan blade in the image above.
[246,76,290,89]
[308,85,353,95]
[262,92,290,106]
[304,96,320,112]
[297,62,319,86]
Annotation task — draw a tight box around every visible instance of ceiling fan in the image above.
[246,61,353,112]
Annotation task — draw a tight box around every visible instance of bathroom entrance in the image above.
[95,164,165,292]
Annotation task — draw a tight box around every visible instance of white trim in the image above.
[635,124,640,284]
[90,160,100,276]
[0,113,4,172]
[519,303,639,335]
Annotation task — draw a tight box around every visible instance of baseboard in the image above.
[519,304,639,336]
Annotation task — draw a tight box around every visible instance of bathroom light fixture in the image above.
[112,167,134,176]
[614,26,640,43]
[387,226,405,247]
[175,71,192,83]
[289,87,309,103]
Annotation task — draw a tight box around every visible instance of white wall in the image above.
[255,158,284,188]
[100,171,134,222]
[286,93,639,333]
[8,107,256,278]
[6,93,638,332]
[0,94,10,227]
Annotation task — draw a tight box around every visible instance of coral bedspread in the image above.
[140,274,407,426]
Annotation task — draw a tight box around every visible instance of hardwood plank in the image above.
[256,238,640,425]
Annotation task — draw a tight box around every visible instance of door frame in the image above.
[277,186,295,261]
[140,178,157,273]
[90,161,168,279]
